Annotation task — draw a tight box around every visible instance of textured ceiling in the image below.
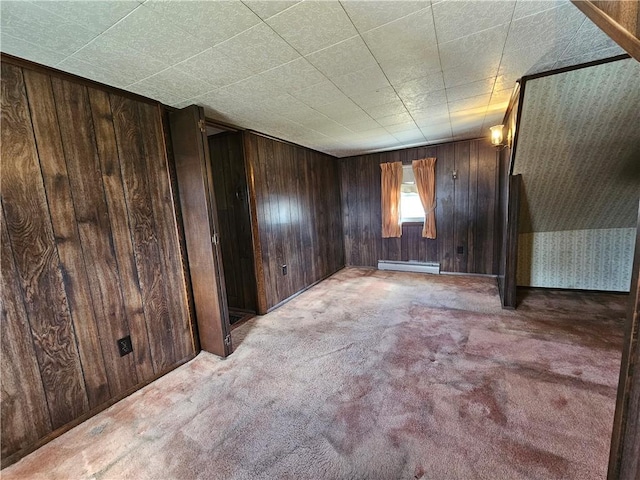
[514,58,640,233]
[1,0,626,157]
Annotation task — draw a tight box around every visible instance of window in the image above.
[400,165,424,223]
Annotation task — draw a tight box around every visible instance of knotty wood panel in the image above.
[1,60,194,466]
[243,132,344,312]
[339,139,498,274]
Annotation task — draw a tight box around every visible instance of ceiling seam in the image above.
[428,0,451,142]
[338,1,429,145]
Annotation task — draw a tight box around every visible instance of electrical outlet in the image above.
[117,336,133,357]
[282,264,288,276]
[457,246,464,254]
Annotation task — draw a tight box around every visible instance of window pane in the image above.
[401,192,424,222]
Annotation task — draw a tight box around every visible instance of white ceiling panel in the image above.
[215,23,300,74]
[31,1,140,35]
[0,0,628,157]
[98,4,211,64]
[306,36,378,78]
[0,32,67,66]
[433,0,515,44]
[242,1,301,20]
[266,1,357,55]
[340,1,428,33]
[175,47,254,88]
[1,1,98,56]
[145,0,261,46]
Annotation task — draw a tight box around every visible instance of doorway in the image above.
[206,127,257,326]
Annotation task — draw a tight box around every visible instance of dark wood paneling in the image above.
[608,201,640,480]
[572,0,640,61]
[243,132,344,312]
[169,105,230,357]
[1,63,89,429]
[0,207,52,458]
[339,138,498,274]
[1,60,195,466]
[502,175,522,309]
[209,133,257,312]
[23,70,112,408]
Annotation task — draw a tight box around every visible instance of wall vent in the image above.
[377,260,440,275]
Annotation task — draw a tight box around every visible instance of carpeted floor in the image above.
[2,268,627,480]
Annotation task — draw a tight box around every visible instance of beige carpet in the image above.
[3,268,626,479]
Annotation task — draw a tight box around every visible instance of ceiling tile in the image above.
[127,81,188,106]
[57,57,134,88]
[438,23,509,71]
[554,45,626,70]
[362,8,438,65]
[144,0,261,47]
[346,119,384,132]
[332,66,390,96]
[376,112,414,127]
[266,1,357,56]
[398,87,448,110]
[306,36,378,78]
[175,48,254,88]
[256,58,326,92]
[215,23,300,74]
[340,1,428,33]
[314,98,364,117]
[1,1,98,56]
[443,60,501,89]
[392,129,426,143]
[421,123,453,140]
[98,5,211,64]
[0,32,67,66]
[446,77,495,102]
[332,109,374,126]
[448,94,491,113]
[31,1,140,34]
[349,86,403,109]
[70,35,169,84]
[365,101,409,120]
[512,0,568,21]
[385,121,420,134]
[498,40,567,79]
[242,1,301,20]
[433,0,515,44]
[559,17,619,60]
[395,72,446,99]
[380,56,442,86]
[130,67,215,101]
[292,80,349,108]
[504,2,585,53]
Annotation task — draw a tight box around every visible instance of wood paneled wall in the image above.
[339,139,499,274]
[209,133,257,313]
[243,132,344,312]
[1,61,194,465]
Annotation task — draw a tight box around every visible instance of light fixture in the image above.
[490,124,504,147]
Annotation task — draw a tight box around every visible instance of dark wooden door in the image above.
[209,133,257,313]
[169,106,231,357]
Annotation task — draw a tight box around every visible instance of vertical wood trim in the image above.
[608,201,640,479]
[22,69,112,408]
[243,132,268,314]
[502,174,522,308]
[1,63,89,427]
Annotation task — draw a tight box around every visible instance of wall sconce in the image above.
[490,124,504,147]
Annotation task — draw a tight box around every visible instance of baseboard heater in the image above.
[377,260,440,274]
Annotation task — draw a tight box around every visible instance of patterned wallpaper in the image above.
[513,58,640,233]
[517,228,635,292]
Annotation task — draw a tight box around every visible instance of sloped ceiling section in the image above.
[514,58,640,233]
[0,0,626,157]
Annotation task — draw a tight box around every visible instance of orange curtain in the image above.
[412,158,437,239]
[380,161,402,238]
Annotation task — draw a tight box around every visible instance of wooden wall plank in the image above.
[138,102,193,362]
[110,94,174,372]
[23,70,111,408]
[50,76,140,397]
[0,63,89,428]
[88,88,154,381]
[340,138,498,274]
[0,207,52,458]
[243,132,344,310]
